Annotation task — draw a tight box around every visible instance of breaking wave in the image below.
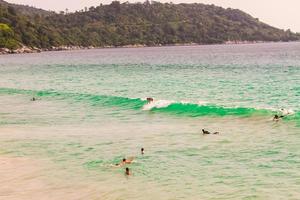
[0,88,299,121]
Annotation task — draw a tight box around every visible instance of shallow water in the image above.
[0,43,300,199]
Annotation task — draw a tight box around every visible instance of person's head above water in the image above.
[125,167,130,175]
[141,148,144,154]
[123,158,126,162]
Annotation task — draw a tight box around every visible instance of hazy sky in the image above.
[6,0,300,32]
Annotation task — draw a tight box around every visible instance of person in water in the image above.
[280,108,291,116]
[115,158,134,167]
[125,167,131,176]
[202,129,219,135]
[141,148,144,155]
[123,158,133,164]
[273,114,284,121]
[146,97,154,104]
[31,97,36,101]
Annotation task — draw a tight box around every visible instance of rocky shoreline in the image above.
[1,41,297,55]
[0,45,95,55]
[0,44,174,55]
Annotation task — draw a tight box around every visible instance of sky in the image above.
[6,0,300,32]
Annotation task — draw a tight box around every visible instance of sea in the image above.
[0,42,299,200]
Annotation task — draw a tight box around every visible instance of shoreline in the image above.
[1,40,299,55]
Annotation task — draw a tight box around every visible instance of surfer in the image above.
[280,108,291,116]
[273,114,284,121]
[202,129,219,135]
[146,97,154,104]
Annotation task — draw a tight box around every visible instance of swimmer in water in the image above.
[146,97,154,104]
[31,97,36,101]
[141,148,144,155]
[114,158,134,167]
[123,157,134,164]
[125,167,131,176]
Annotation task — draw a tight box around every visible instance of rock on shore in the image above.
[0,46,42,54]
[0,48,11,54]
[0,45,97,55]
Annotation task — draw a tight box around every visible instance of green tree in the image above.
[0,23,19,49]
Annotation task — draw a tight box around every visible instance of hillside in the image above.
[1,0,299,50]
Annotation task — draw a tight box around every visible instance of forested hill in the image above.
[1,0,299,50]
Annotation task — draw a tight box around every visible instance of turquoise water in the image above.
[0,43,300,199]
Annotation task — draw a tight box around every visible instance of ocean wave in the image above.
[144,100,271,117]
[142,100,176,110]
[0,88,299,121]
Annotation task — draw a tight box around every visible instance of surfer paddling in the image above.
[273,114,284,122]
[202,129,219,135]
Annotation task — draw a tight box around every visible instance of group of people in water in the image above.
[31,96,290,124]
[30,96,290,176]
[114,148,145,176]
[118,98,289,176]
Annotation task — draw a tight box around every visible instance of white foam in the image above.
[180,100,192,104]
[280,108,295,116]
[197,100,209,105]
[244,106,296,116]
[142,100,175,110]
